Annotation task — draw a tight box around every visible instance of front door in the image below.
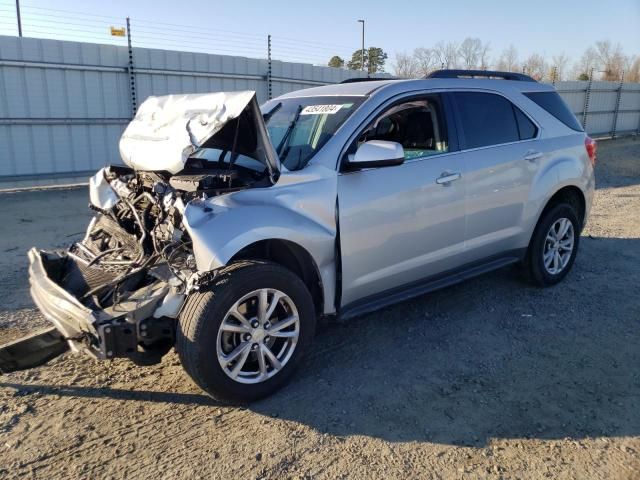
[338,94,467,308]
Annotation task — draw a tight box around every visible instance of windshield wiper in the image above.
[275,104,303,160]
[262,102,282,122]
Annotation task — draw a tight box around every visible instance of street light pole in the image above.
[357,19,365,73]
[15,0,22,37]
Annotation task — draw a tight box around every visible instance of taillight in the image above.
[585,136,597,166]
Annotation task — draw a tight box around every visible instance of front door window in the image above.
[358,97,449,161]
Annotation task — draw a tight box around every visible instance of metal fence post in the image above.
[267,35,272,100]
[581,67,594,131]
[126,17,137,117]
[611,71,624,138]
[15,0,22,37]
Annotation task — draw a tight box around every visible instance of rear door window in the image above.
[453,92,520,149]
[523,91,583,131]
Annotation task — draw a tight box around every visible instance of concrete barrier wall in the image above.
[1,35,638,182]
[0,35,383,180]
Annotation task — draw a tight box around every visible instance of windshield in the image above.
[262,96,365,171]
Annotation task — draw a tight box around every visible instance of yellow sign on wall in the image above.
[110,27,126,37]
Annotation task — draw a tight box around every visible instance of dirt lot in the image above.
[1,138,639,479]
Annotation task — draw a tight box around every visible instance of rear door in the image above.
[450,91,541,262]
[338,93,467,308]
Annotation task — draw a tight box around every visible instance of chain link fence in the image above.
[0,2,360,66]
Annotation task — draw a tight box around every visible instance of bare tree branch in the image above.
[459,38,483,69]
[393,52,419,78]
[413,47,437,76]
[496,45,519,72]
[433,41,459,69]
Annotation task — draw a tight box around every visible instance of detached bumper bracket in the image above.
[98,322,138,359]
[0,327,69,374]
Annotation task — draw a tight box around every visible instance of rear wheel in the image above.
[176,260,316,403]
[524,203,580,286]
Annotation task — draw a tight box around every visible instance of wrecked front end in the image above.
[17,166,208,369]
[6,162,263,372]
[0,90,279,373]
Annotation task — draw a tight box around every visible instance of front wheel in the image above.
[524,203,580,286]
[176,260,316,403]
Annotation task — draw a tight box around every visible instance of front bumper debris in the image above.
[27,248,97,353]
[0,248,178,372]
[0,327,68,374]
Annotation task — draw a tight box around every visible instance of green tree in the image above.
[578,72,590,81]
[347,47,388,74]
[367,47,388,74]
[328,56,345,68]
[347,49,367,71]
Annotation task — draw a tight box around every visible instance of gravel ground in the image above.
[1,138,639,479]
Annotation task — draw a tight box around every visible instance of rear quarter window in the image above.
[513,107,537,140]
[523,91,583,132]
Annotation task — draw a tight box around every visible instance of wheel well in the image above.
[228,240,324,315]
[541,186,586,230]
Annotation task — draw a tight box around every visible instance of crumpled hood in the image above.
[119,90,279,176]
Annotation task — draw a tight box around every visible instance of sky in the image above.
[0,0,638,69]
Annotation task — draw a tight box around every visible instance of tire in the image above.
[524,203,581,286]
[176,260,316,403]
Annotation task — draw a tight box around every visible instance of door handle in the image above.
[436,172,461,185]
[524,150,543,162]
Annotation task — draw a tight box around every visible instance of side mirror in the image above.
[349,140,405,169]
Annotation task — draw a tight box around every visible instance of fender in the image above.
[181,164,339,314]
[520,141,594,246]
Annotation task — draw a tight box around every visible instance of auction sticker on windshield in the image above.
[300,104,343,115]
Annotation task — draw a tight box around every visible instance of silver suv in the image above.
[1,70,596,403]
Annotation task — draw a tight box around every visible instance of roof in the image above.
[277,79,399,98]
[277,76,555,100]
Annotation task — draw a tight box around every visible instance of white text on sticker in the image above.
[300,104,343,115]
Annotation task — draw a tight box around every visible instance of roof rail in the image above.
[339,77,399,84]
[426,69,537,82]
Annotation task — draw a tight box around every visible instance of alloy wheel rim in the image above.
[543,217,575,275]
[216,288,300,384]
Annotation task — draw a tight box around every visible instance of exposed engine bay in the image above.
[20,159,270,367]
[76,162,265,307]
